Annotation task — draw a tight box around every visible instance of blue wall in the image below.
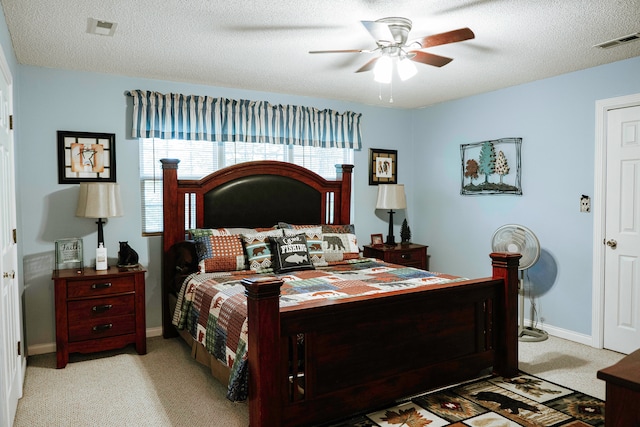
[15,66,413,349]
[411,56,640,339]
[3,6,640,351]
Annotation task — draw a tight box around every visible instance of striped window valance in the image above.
[127,90,362,149]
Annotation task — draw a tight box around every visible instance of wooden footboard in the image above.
[243,252,520,427]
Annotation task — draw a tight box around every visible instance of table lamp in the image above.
[376,184,406,246]
[76,183,123,268]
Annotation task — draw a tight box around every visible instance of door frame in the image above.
[592,92,640,349]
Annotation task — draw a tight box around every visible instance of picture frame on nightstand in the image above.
[371,234,384,246]
[55,238,83,270]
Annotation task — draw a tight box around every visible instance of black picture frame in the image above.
[369,148,397,185]
[57,131,116,184]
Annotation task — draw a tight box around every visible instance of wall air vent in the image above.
[87,18,117,37]
[593,32,640,49]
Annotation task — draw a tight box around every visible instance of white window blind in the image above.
[140,139,353,234]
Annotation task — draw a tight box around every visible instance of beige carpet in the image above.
[14,337,248,427]
[14,334,625,426]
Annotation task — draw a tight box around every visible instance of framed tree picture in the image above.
[369,148,397,185]
[57,131,116,183]
[460,137,522,195]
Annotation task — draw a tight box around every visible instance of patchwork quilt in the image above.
[172,257,465,401]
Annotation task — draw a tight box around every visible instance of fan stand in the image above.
[518,270,548,342]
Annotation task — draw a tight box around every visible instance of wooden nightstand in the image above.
[363,243,428,270]
[52,265,147,368]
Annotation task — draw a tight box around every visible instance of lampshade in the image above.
[76,183,123,219]
[376,184,407,210]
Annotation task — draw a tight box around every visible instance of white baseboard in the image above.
[526,321,598,347]
[27,327,166,356]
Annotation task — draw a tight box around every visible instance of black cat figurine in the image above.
[117,241,139,267]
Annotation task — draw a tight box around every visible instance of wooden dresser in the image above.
[597,348,640,426]
[52,266,146,368]
[363,243,428,270]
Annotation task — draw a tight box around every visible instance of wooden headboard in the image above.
[160,159,354,335]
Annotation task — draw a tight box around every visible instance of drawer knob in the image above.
[92,323,113,332]
[91,282,112,290]
[92,304,113,313]
[401,253,411,259]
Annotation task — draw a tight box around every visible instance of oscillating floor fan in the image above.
[491,224,548,342]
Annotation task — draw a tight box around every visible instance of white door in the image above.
[603,104,640,354]
[0,43,21,427]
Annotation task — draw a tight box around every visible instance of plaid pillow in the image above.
[193,235,246,272]
[190,227,275,238]
[321,224,355,234]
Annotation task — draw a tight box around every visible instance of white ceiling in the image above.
[2,0,640,109]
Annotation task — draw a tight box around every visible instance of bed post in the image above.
[161,158,181,338]
[490,252,521,378]
[335,164,353,225]
[242,276,284,427]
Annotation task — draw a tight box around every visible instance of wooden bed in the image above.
[161,159,520,427]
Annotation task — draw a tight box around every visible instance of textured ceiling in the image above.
[2,0,640,109]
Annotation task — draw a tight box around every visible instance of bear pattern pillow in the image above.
[322,232,360,263]
[269,234,315,273]
[241,229,284,273]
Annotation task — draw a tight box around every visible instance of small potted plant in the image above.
[400,219,411,245]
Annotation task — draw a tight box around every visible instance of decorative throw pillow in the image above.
[193,235,246,273]
[269,234,315,273]
[241,229,284,273]
[322,233,360,263]
[189,227,275,238]
[283,227,327,267]
[321,224,356,234]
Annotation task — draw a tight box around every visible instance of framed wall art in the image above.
[369,148,397,185]
[460,137,522,195]
[57,131,116,183]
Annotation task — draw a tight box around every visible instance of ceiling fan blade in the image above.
[361,20,394,43]
[418,27,475,48]
[355,57,379,73]
[410,51,453,67]
[309,49,369,54]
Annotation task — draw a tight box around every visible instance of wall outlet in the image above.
[580,195,590,213]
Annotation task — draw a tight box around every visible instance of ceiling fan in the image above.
[309,17,474,81]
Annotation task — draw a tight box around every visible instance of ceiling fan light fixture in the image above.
[398,58,417,81]
[374,55,393,84]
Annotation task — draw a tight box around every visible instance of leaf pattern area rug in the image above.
[325,372,604,427]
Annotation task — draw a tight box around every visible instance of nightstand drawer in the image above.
[67,276,135,298]
[68,314,136,342]
[386,250,421,265]
[67,294,135,322]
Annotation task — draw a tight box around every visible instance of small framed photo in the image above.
[55,238,83,270]
[371,234,384,246]
[57,131,116,183]
[369,148,397,185]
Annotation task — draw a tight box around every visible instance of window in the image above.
[139,139,353,234]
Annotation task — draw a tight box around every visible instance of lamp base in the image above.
[385,209,396,246]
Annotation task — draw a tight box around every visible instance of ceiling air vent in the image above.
[87,18,117,36]
[594,32,640,49]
